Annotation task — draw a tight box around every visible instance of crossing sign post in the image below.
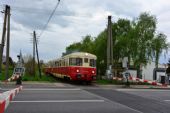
[124,71,130,87]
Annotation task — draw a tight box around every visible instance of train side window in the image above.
[84,58,88,63]
[69,58,76,66]
[90,59,96,67]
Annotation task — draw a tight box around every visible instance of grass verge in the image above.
[0,70,57,82]
[22,73,58,82]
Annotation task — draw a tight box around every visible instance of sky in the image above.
[0,0,170,63]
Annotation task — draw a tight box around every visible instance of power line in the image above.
[39,0,60,38]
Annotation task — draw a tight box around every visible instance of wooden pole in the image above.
[106,16,113,79]
[5,5,10,79]
[34,31,41,78]
[33,31,36,76]
[0,5,8,73]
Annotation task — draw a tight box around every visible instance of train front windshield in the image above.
[69,58,83,66]
[90,59,96,67]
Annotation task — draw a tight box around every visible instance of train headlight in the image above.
[92,70,95,74]
[76,69,80,73]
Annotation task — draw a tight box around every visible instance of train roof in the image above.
[63,52,97,59]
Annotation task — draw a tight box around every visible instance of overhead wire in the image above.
[38,0,60,38]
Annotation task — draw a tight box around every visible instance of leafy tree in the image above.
[80,35,95,53]
[129,13,156,78]
[112,19,132,63]
[94,30,107,75]
[66,42,82,54]
[132,13,156,66]
[65,35,95,54]
[152,33,169,68]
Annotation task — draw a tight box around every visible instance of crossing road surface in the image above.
[2,83,170,113]
[0,89,8,93]
[86,89,170,113]
[5,88,139,113]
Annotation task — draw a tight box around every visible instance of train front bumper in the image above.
[76,74,96,81]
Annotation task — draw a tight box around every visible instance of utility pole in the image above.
[106,15,113,80]
[34,31,41,78]
[5,5,10,79]
[33,31,36,76]
[0,5,8,73]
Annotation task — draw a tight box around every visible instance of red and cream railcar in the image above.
[44,52,97,82]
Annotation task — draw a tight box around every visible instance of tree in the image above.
[112,19,132,63]
[65,35,95,54]
[152,33,169,68]
[80,35,94,53]
[130,13,157,78]
[132,13,156,64]
[65,42,82,54]
[94,30,107,75]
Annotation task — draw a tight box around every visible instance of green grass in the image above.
[22,72,58,82]
[0,69,14,80]
[0,68,57,82]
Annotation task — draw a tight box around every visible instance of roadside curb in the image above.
[0,86,23,113]
[95,84,170,89]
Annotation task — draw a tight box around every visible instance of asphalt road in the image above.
[86,89,170,113]
[2,82,170,113]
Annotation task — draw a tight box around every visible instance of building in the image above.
[142,62,166,81]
